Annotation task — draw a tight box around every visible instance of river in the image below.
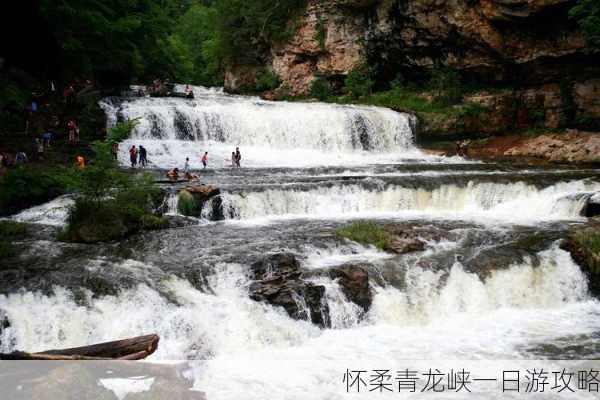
[1,86,600,399]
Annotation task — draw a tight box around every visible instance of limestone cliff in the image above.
[224,0,600,136]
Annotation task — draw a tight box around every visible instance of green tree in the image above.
[570,0,600,49]
[39,0,195,84]
[174,3,224,85]
[62,120,165,243]
[214,0,306,65]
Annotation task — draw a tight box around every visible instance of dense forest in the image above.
[2,0,307,88]
[2,0,599,91]
[1,0,599,134]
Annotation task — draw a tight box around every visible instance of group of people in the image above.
[128,145,148,168]
[229,147,242,168]
[166,157,198,182]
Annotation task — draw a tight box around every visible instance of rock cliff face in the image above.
[224,0,600,135]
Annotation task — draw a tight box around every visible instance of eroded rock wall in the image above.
[224,0,600,134]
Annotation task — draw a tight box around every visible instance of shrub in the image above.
[428,65,463,105]
[62,198,130,243]
[336,222,391,250]
[344,65,374,98]
[0,166,74,216]
[141,214,168,230]
[255,70,281,92]
[310,77,333,100]
[61,120,166,243]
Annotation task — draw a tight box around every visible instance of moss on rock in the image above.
[561,226,600,296]
[177,189,199,217]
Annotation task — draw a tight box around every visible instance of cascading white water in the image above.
[0,245,593,360]
[100,86,426,168]
[219,179,600,222]
[4,84,599,399]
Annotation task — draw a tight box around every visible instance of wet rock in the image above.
[185,185,221,201]
[178,185,221,218]
[163,215,201,228]
[560,226,600,297]
[462,232,559,279]
[249,253,330,327]
[328,264,372,311]
[386,237,425,254]
[582,193,600,218]
[250,253,301,280]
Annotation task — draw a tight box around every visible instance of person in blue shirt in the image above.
[42,131,52,148]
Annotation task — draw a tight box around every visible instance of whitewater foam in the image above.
[101,86,432,168]
[219,179,600,223]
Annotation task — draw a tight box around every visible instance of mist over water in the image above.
[3,86,600,399]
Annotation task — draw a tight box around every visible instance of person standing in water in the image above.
[235,147,241,168]
[201,152,208,169]
[129,145,137,168]
[139,145,148,167]
[183,157,190,174]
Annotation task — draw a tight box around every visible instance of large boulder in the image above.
[503,130,600,163]
[329,264,372,311]
[249,253,330,327]
[177,185,221,218]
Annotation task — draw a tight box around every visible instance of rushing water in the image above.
[2,87,600,399]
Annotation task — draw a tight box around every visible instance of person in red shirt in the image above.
[129,145,138,168]
[201,152,208,169]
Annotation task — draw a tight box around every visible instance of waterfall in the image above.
[219,179,600,221]
[100,86,423,168]
[0,245,591,360]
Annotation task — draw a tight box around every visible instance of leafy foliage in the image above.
[214,0,307,65]
[570,0,600,49]
[255,70,281,91]
[0,166,75,216]
[310,77,333,101]
[61,120,165,243]
[174,3,224,86]
[38,0,197,83]
[428,65,463,105]
[344,65,374,98]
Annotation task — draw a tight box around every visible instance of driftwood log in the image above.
[0,334,159,360]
